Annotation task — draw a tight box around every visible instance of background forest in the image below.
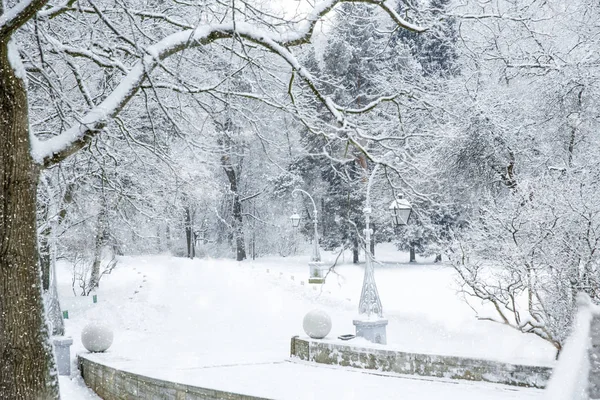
[33,0,600,365]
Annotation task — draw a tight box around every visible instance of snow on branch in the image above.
[32,0,425,168]
[448,13,552,24]
[281,0,425,46]
[0,0,48,36]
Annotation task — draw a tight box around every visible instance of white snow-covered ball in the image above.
[81,322,114,352]
[303,309,332,339]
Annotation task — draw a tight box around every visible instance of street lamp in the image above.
[389,196,412,226]
[290,189,325,284]
[289,213,301,228]
[353,164,412,345]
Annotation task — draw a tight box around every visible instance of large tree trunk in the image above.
[0,40,59,399]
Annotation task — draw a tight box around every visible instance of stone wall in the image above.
[78,355,271,400]
[290,336,552,389]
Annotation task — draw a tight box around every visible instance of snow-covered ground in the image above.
[58,376,100,399]
[57,244,554,399]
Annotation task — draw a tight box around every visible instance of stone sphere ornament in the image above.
[303,309,332,339]
[81,322,114,352]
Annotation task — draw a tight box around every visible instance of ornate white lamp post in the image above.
[290,189,325,283]
[353,165,412,344]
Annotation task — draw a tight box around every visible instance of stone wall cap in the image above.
[352,318,389,327]
[52,336,74,346]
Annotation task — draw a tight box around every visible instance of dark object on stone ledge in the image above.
[338,334,355,341]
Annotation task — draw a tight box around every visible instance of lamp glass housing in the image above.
[389,198,412,226]
[290,213,301,228]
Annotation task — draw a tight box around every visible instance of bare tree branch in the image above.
[34,0,425,168]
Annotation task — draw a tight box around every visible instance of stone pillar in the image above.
[308,262,326,284]
[52,336,73,376]
[353,319,388,345]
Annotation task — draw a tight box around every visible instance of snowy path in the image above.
[58,248,552,398]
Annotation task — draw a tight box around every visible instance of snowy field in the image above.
[57,244,553,399]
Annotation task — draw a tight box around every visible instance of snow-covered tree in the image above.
[435,0,600,353]
[0,0,424,396]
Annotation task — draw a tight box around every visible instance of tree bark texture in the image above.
[353,235,359,264]
[223,166,246,261]
[0,40,59,399]
[89,209,106,291]
[184,205,195,259]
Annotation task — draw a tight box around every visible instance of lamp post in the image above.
[290,189,325,283]
[353,164,412,345]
